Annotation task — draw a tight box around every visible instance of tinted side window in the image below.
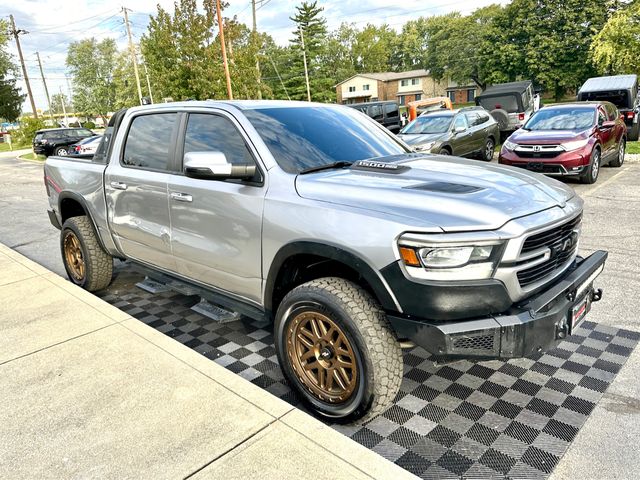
[384,103,399,117]
[123,113,178,170]
[454,115,468,129]
[75,129,93,137]
[369,105,383,121]
[184,114,255,167]
[43,132,58,140]
[597,109,607,126]
[605,103,617,121]
[477,112,490,125]
[464,112,480,126]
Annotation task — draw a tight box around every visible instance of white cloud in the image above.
[2,0,509,114]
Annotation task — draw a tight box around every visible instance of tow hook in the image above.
[592,288,603,302]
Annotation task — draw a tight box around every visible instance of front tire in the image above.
[482,138,495,161]
[580,147,601,184]
[275,277,403,423]
[61,216,113,291]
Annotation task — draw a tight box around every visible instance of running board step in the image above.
[191,299,241,323]
[136,277,171,294]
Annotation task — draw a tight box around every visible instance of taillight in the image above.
[627,111,635,119]
[74,146,81,152]
[518,113,526,121]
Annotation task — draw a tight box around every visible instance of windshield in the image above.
[525,107,595,131]
[400,115,452,134]
[243,106,408,174]
[477,94,520,113]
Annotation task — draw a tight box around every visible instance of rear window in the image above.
[477,94,520,113]
[43,132,59,140]
[580,90,630,110]
[34,133,44,142]
[122,113,178,170]
[384,103,399,116]
[73,129,94,137]
[93,129,112,164]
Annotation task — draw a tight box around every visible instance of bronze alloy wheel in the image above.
[286,311,358,404]
[63,231,85,282]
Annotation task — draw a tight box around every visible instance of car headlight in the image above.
[562,138,590,152]
[398,242,504,280]
[503,139,518,151]
[413,142,435,152]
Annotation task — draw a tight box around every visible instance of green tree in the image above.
[591,1,640,74]
[66,38,117,121]
[50,92,71,114]
[0,21,24,121]
[112,50,140,108]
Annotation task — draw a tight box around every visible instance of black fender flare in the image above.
[264,241,399,315]
[57,191,108,252]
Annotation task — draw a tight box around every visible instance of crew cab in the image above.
[44,101,607,422]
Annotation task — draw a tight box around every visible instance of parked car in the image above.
[33,127,96,157]
[577,74,640,141]
[398,107,500,161]
[499,102,626,184]
[347,100,401,132]
[407,96,453,121]
[475,80,541,141]
[44,101,606,422]
[69,135,102,157]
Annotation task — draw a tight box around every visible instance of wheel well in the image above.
[440,145,452,154]
[270,254,379,316]
[60,197,87,223]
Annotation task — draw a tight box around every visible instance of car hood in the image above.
[295,154,576,232]
[397,133,446,146]
[510,129,591,144]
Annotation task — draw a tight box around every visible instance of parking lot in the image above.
[1,152,639,479]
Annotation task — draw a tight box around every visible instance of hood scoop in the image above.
[407,181,485,194]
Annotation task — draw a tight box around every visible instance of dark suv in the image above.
[33,128,96,157]
[397,107,500,161]
[348,101,401,132]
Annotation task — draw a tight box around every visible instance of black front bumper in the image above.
[388,251,607,360]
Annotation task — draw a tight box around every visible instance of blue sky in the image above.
[1,0,509,114]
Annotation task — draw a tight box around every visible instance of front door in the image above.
[105,112,180,272]
[451,114,472,156]
[168,111,265,304]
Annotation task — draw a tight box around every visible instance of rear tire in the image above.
[610,138,625,168]
[439,147,451,156]
[274,277,403,423]
[481,138,495,162]
[60,216,113,291]
[628,122,639,142]
[580,147,601,184]
[54,146,69,156]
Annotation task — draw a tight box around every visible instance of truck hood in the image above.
[295,154,576,232]
[397,133,446,146]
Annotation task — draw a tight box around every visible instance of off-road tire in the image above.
[275,277,403,423]
[490,108,510,131]
[580,147,601,184]
[60,216,113,291]
[628,122,639,142]
[54,146,69,156]
[610,138,625,168]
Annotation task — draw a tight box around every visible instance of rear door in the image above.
[464,111,484,153]
[105,111,180,271]
[168,110,265,303]
[451,114,472,156]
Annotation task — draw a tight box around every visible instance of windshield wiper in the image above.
[299,161,353,175]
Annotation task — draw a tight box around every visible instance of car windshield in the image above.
[400,115,452,134]
[525,107,595,131]
[243,106,409,174]
[477,94,520,113]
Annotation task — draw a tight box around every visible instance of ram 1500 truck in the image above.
[44,101,607,422]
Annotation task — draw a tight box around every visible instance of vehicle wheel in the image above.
[628,122,640,142]
[610,138,625,168]
[482,138,495,162]
[60,216,113,291]
[54,146,68,156]
[274,277,403,423]
[580,147,601,184]
[439,148,451,156]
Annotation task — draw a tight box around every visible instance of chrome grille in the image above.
[517,214,582,287]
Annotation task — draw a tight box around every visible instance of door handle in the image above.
[170,192,193,202]
[110,181,127,190]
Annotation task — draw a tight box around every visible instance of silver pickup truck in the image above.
[44,101,607,422]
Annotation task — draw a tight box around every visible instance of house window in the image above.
[400,80,408,87]
[348,86,356,93]
[363,84,370,91]
[448,91,456,102]
[398,95,406,106]
[411,78,419,85]
[467,89,475,102]
[415,93,422,101]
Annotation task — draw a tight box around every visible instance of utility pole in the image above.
[122,7,143,105]
[251,0,262,100]
[59,86,68,127]
[300,28,311,102]
[216,0,233,100]
[9,15,38,118]
[36,52,54,121]
[142,62,154,104]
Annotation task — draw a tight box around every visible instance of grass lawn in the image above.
[18,152,46,162]
[626,140,640,155]
[0,142,29,152]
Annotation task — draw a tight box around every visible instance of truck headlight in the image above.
[398,242,504,281]
[414,142,435,152]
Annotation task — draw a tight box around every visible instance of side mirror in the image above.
[601,120,616,129]
[454,126,466,133]
[184,151,256,180]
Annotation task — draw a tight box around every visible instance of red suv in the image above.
[499,102,626,184]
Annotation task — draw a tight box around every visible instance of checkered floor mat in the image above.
[98,265,639,479]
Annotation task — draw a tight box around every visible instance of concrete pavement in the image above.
[0,243,416,480]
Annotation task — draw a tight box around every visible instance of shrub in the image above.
[83,121,96,129]
[14,117,47,146]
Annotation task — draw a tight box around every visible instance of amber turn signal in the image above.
[399,247,421,267]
